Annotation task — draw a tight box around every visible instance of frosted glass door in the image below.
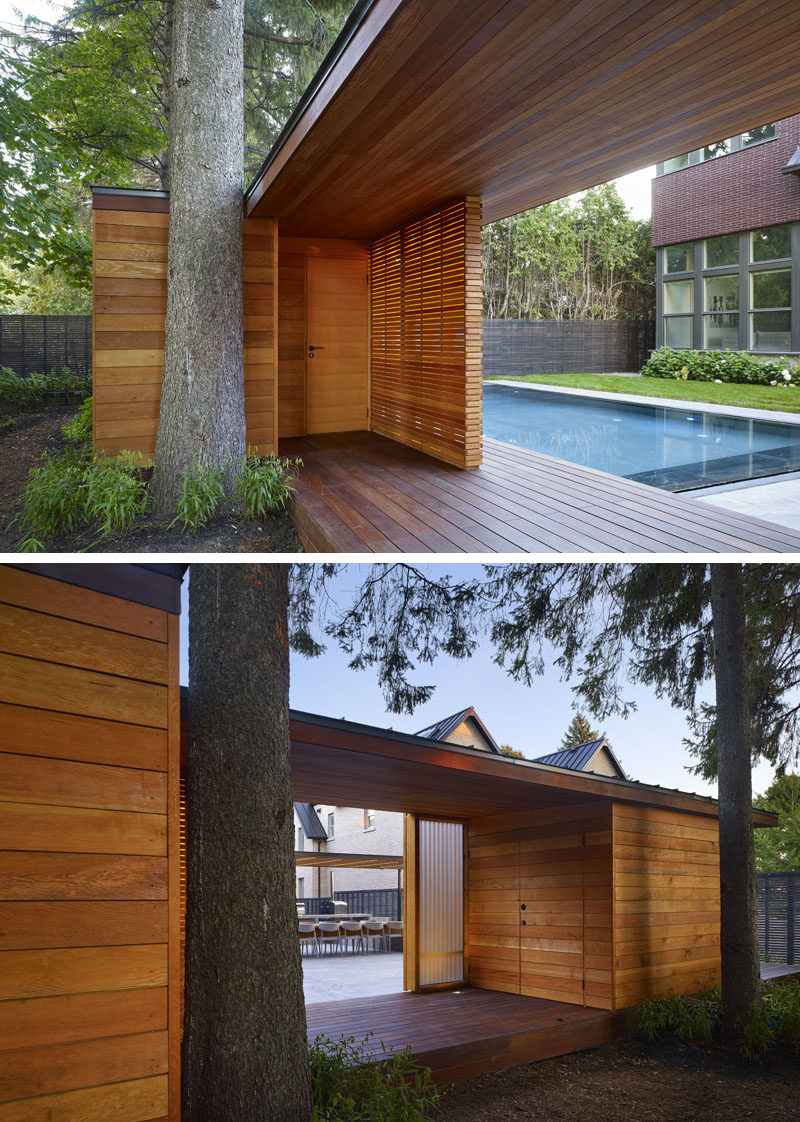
[418,819,464,986]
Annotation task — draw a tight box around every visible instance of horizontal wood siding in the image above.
[370,198,482,470]
[92,195,277,457]
[0,566,180,1121]
[466,803,613,1009]
[612,802,721,1009]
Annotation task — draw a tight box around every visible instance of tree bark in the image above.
[710,562,761,1030]
[184,565,312,1121]
[149,0,247,515]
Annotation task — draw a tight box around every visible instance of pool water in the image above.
[483,384,800,491]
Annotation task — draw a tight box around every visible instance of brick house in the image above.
[652,116,800,355]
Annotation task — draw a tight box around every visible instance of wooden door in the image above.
[466,836,520,994]
[306,255,369,433]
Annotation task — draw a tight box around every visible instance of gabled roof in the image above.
[532,738,628,780]
[294,802,328,840]
[415,707,500,753]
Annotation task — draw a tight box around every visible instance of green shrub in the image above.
[61,396,93,445]
[642,346,797,388]
[84,452,150,536]
[637,984,721,1045]
[308,1033,438,1122]
[233,453,302,519]
[0,366,91,415]
[638,976,800,1061]
[16,449,90,541]
[171,462,226,531]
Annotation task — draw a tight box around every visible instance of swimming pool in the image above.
[483,383,800,491]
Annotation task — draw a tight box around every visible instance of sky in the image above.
[177,565,777,803]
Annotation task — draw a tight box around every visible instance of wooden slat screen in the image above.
[0,565,180,1121]
[612,803,721,1009]
[92,194,278,458]
[370,198,483,469]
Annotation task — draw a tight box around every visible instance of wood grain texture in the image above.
[0,1074,168,1122]
[247,0,800,238]
[0,852,168,900]
[370,198,482,469]
[0,987,167,1051]
[0,901,168,950]
[611,802,721,1008]
[0,703,167,771]
[0,752,166,814]
[0,943,167,1000]
[0,568,166,642]
[280,431,800,554]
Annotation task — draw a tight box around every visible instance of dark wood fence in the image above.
[757,872,798,964]
[0,315,92,376]
[298,888,403,920]
[483,318,655,377]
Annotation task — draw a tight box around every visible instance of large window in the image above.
[659,223,797,353]
[751,269,791,351]
[704,274,738,349]
[752,224,791,263]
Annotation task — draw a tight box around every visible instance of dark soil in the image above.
[436,1036,800,1122]
[0,407,302,554]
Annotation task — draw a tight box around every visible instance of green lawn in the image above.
[485,373,800,415]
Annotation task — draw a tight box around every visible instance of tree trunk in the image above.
[710,562,761,1030]
[184,565,312,1121]
[149,0,247,515]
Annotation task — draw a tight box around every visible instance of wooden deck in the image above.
[305,987,634,1084]
[280,432,800,553]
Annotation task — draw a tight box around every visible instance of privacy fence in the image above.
[483,318,655,377]
[298,888,403,920]
[757,871,799,964]
[0,315,92,376]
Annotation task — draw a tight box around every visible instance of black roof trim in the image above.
[244,0,378,205]
[90,185,170,198]
[9,563,186,614]
[295,802,328,840]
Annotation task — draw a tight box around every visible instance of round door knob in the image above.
[520,903,527,911]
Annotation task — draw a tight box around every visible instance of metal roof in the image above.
[415,707,500,753]
[531,738,628,780]
[294,802,328,840]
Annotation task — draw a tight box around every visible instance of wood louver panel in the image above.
[370,198,482,469]
[92,193,278,458]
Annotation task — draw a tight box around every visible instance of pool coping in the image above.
[485,379,800,427]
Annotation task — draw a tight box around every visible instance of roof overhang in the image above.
[289,710,778,827]
[246,0,800,238]
[294,851,403,868]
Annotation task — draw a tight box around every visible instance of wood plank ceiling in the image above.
[247,0,800,238]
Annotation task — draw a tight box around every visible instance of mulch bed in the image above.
[436,1036,800,1122]
[0,407,302,554]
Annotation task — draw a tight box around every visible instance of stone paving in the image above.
[303,949,403,1005]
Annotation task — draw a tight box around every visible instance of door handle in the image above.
[308,345,325,358]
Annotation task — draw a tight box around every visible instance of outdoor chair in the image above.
[298,923,317,956]
[363,919,387,952]
[317,921,342,955]
[340,920,365,954]
[386,919,403,951]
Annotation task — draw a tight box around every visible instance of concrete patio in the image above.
[303,949,403,1005]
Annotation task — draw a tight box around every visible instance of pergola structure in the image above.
[0,564,780,1116]
[92,0,800,488]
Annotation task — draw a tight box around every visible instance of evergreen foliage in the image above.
[560,712,600,749]
[754,774,800,872]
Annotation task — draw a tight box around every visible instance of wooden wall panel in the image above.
[466,803,613,1009]
[612,802,721,1009]
[92,194,278,458]
[276,237,371,439]
[369,197,482,469]
[0,566,180,1121]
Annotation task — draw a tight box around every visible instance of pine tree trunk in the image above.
[149,0,247,515]
[184,565,312,1121]
[710,562,761,1030]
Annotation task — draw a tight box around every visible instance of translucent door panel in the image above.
[418,819,464,986]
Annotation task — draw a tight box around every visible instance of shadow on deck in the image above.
[280,432,800,554]
[305,987,635,1084]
